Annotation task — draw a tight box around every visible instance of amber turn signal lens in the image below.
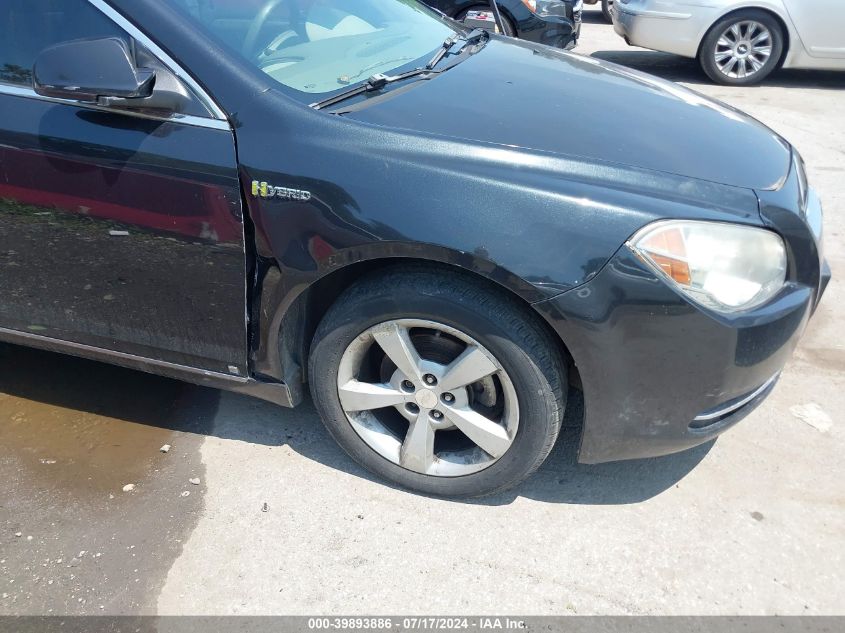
[649,253,691,285]
[639,227,691,285]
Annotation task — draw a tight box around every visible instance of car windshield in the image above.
[165,0,456,100]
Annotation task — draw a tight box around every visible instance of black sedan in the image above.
[0,0,828,497]
[422,0,582,49]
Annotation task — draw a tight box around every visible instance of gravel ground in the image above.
[1,9,843,616]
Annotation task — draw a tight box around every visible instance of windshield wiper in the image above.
[426,28,488,70]
[310,28,489,111]
[310,68,441,110]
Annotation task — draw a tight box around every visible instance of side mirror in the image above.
[33,37,155,105]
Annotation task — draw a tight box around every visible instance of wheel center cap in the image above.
[414,389,438,409]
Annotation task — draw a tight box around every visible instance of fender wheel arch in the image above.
[269,257,579,397]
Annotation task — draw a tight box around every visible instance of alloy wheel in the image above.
[714,20,773,80]
[336,319,519,477]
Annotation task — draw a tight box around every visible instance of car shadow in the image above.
[1,343,712,507]
[472,387,715,506]
[0,343,222,437]
[580,11,611,27]
[589,49,845,90]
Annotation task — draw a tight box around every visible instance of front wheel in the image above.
[699,10,784,86]
[308,267,567,498]
[601,0,614,23]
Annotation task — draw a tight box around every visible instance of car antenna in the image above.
[486,0,505,34]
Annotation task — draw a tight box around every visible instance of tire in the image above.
[699,10,784,86]
[308,266,566,498]
[601,0,614,23]
[456,5,516,37]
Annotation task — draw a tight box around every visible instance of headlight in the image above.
[520,0,570,17]
[628,220,787,312]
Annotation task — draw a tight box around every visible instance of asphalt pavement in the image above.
[1,9,843,616]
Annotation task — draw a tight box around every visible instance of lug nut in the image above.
[424,374,437,386]
[406,403,420,414]
[401,380,415,392]
[430,410,443,420]
[442,393,455,404]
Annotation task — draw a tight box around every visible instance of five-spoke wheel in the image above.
[337,319,518,476]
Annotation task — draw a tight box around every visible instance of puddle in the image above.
[0,344,204,496]
[0,343,219,614]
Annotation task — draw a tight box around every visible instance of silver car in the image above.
[613,0,845,85]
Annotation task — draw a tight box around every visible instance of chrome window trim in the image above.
[87,0,229,122]
[0,83,230,131]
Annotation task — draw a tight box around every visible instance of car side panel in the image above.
[615,1,793,61]
[0,92,248,373]
[227,90,765,381]
[784,0,845,60]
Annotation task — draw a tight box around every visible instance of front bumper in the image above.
[535,241,828,465]
[613,0,716,59]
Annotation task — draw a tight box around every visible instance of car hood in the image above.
[342,38,791,191]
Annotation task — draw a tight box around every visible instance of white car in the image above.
[613,0,845,85]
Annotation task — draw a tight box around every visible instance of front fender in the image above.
[240,93,761,295]
[249,240,541,386]
[235,91,763,383]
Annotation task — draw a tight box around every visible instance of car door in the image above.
[785,0,845,59]
[0,0,248,376]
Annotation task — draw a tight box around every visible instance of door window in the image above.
[1,0,216,119]
[0,0,126,87]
